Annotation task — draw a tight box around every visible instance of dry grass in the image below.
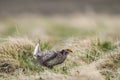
[0,37,120,80]
[0,37,34,72]
[0,14,120,80]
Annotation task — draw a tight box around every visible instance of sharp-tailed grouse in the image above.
[33,41,72,68]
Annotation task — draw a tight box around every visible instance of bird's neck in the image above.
[60,50,68,55]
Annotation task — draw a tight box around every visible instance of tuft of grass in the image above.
[40,41,52,51]
[94,50,120,80]
[0,38,34,72]
[51,57,79,75]
[85,39,116,63]
[0,38,52,72]
[52,66,69,74]
[18,52,44,72]
[92,39,116,52]
[85,49,102,63]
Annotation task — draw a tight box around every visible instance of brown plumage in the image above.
[33,42,72,68]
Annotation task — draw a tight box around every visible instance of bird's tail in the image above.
[33,40,41,59]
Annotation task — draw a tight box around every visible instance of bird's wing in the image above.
[33,42,41,59]
[46,53,66,66]
[42,50,58,63]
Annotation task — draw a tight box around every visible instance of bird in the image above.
[33,41,72,68]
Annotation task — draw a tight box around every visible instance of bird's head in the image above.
[66,48,73,53]
[60,48,73,55]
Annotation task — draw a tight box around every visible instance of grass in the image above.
[3,25,17,37]
[0,38,53,73]
[46,23,80,40]
[0,37,120,80]
[92,39,116,52]
[0,14,120,80]
[46,23,97,41]
[85,39,116,63]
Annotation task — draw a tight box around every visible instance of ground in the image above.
[0,14,120,80]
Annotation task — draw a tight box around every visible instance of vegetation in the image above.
[0,14,120,80]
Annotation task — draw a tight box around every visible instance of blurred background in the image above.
[0,0,120,43]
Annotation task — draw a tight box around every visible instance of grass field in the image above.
[0,14,120,80]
